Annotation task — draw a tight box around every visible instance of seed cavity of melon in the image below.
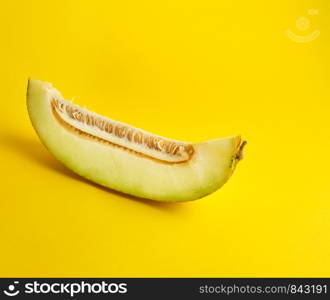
[51,97,194,164]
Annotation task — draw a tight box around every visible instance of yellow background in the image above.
[0,0,329,277]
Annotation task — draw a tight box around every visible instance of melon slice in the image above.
[26,79,246,202]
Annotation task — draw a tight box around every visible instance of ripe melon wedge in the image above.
[26,79,246,202]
